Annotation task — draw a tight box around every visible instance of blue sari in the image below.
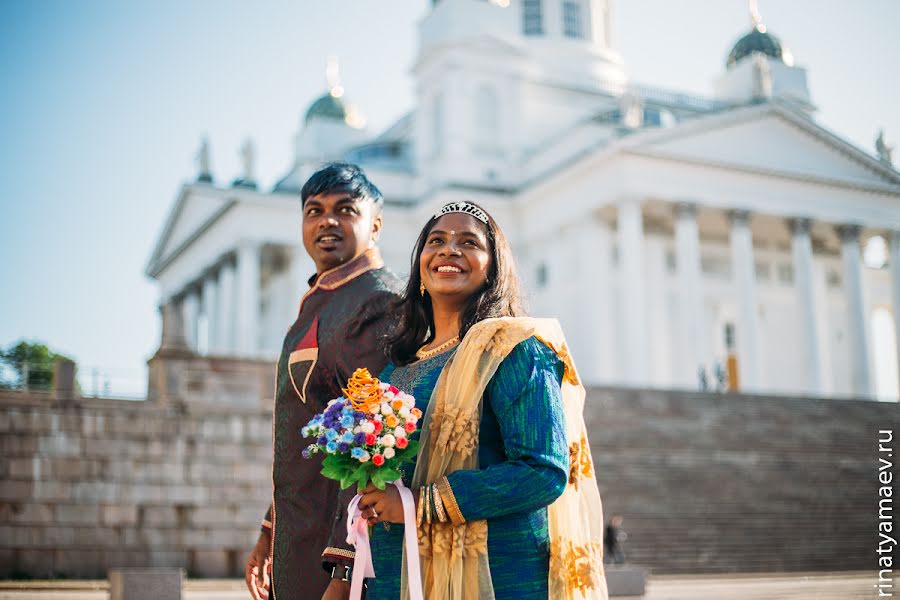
[365,336,568,600]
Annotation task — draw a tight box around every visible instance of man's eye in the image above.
[306,208,320,216]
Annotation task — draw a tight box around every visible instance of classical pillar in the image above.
[290,244,313,315]
[236,241,261,357]
[645,234,672,386]
[891,232,900,391]
[201,272,219,356]
[215,257,236,355]
[576,216,615,384]
[617,199,648,385]
[838,225,873,397]
[675,203,706,388]
[181,288,200,351]
[790,218,824,395]
[729,209,762,391]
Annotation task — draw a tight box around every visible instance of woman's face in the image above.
[419,213,492,307]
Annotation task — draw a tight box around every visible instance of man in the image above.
[245,163,402,600]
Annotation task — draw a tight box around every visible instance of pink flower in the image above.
[372,454,385,467]
[404,421,416,433]
[396,437,409,449]
[365,433,376,446]
[388,385,400,394]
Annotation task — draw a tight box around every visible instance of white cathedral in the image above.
[146,0,900,401]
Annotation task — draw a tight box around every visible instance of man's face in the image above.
[301,192,382,273]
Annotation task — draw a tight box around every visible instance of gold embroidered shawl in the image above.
[401,317,608,600]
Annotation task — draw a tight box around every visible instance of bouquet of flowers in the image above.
[301,368,422,491]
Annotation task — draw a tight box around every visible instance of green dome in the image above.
[305,93,347,124]
[727,25,784,68]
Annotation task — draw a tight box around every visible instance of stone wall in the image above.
[0,391,272,578]
[0,383,896,578]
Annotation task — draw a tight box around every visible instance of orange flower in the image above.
[343,368,383,412]
[385,414,399,428]
[391,399,404,411]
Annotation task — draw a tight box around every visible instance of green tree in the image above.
[0,340,74,390]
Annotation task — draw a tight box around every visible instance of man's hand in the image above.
[321,578,351,600]
[245,530,272,600]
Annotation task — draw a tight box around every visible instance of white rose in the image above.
[394,426,406,438]
[361,421,375,434]
[381,434,396,447]
[383,447,396,459]
[380,402,394,415]
[398,406,411,418]
[359,451,370,462]
[374,414,383,422]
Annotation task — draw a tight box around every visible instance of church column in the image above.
[235,240,261,357]
[729,209,762,391]
[181,287,200,352]
[790,218,824,395]
[201,271,219,356]
[891,231,900,391]
[290,244,313,315]
[675,203,706,389]
[215,256,236,355]
[645,234,671,386]
[838,225,873,397]
[576,215,615,384]
[617,198,648,385]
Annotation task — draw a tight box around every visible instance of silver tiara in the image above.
[433,202,489,224]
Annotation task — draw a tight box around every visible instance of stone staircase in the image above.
[584,387,896,573]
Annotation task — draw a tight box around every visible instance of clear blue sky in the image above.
[1,0,898,396]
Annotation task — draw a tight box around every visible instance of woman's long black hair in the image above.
[387,202,524,365]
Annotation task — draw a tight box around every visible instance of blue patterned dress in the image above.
[364,336,568,600]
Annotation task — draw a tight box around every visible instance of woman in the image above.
[325,201,607,600]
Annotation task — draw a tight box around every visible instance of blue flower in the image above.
[301,447,311,459]
[341,432,354,443]
[325,429,338,441]
[300,426,310,438]
[317,435,328,446]
[354,411,366,420]
[311,414,324,424]
[326,441,338,453]
[351,447,365,459]
[341,416,355,428]
[354,432,367,445]
[337,442,350,453]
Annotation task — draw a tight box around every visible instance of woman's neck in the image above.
[429,300,462,346]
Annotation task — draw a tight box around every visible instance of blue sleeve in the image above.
[445,336,569,521]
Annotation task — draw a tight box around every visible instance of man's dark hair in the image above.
[300,162,384,207]
[386,201,525,365]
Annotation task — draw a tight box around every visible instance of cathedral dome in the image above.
[726,25,785,68]
[304,92,348,124]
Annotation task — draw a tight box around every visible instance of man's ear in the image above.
[370,213,383,245]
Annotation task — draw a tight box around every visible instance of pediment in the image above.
[146,186,233,276]
[627,103,900,190]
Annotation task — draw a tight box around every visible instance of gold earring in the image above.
[420,281,426,297]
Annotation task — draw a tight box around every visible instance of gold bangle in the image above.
[435,476,465,526]
[432,483,448,523]
[425,484,432,524]
[417,486,426,527]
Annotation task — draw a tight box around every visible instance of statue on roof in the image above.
[876,129,894,166]
[240,138,255,182]
[751,52,773,100]
[196,136,212,183]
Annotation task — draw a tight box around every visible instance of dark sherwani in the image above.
[263,248,402,600]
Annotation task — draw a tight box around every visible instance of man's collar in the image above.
[309,248,384,291]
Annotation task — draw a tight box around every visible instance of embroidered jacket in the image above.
[263,248,402,600]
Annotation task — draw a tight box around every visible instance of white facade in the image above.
[147,0,900,400]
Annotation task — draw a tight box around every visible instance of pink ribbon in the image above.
[346,480,423,600]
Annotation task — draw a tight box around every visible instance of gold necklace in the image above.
[416,336,460,360]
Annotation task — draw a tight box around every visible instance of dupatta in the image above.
[402,317,608,600]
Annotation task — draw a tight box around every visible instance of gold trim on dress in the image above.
[322,547,356,560]
[288,347,318,403]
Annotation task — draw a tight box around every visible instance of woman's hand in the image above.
[357,482,409,525]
